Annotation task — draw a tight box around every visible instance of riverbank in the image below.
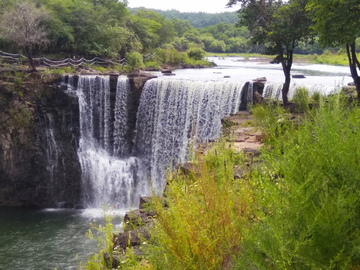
[206,50,357,66]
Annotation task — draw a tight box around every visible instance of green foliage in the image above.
[130,8,238,28]
[52,66,76,74]
[126,52,144,69]
[293,87,309,112]
[243,98,360,269]
[146,140,254,270]
[308,0,360,47]
[209,39,226,53]
[310,91,322,104]
[156,45,188,66]
[186,46,205,60]
[144,61,161,70]
[134,9,176,48]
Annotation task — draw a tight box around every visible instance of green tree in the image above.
[171,17,194,37]
[129,15,161,51]
[228,0,312,104]
[135,9,176,47]
[308,0,360,101]
[209,40,226,52]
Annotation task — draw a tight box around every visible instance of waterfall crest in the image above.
[134,78,245,191]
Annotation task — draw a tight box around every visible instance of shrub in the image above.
[126,52,144,69]
[311,91,322,104]
[144,61,161,70]
[186,46,206,60]
[293,87,309,112]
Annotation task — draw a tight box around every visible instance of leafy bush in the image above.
[126,52,144,69]
[144,61,161,70]
[293,87,309,112]
[311,91,322,104]
[186,46,206,60]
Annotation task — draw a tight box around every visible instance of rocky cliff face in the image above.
[0,72,154,208]
[0,74,82,208]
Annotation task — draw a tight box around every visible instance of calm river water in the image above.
[0,208,125,270]
[0,58,353,270]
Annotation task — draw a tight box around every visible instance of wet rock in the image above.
[292,74,306,79]
[243,148,261,156]
[113,226,152,251]
[161,70,172,74]
[124,209,153,227]
[177,162,200,176]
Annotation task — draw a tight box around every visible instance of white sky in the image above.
[127,0,240,13]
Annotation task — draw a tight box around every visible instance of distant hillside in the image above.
[129,8,238,28]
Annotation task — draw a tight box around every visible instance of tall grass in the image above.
[146,141,255,270]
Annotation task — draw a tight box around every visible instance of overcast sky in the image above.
[127,0,240,13]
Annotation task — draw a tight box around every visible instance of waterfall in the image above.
[44,113,59,203]
[113,77,131,157]
[76,76,146,209]
[262,82,339,100]
[134,78,245,191]
[67,75,248,207]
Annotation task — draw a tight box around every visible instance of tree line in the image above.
[129,8,239,28]
[1,0,360,104]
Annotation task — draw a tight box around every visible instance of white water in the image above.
[134,78,245,191]
[76,76,147,209]
[44,113,59,203]
[113,77,131,156]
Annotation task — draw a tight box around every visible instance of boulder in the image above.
[161,70,173,74]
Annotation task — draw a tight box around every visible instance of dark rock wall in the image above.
[35,86,81,208]
[0,80,81,208]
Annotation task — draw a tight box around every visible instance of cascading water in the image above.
[76,76,146,209]
[113,77,132,157]
[44,113,59,202]
[134,78,245,191]
[66,75,248,207]
[262,82,339,100]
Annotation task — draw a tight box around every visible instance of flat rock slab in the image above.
[222,112,263,154]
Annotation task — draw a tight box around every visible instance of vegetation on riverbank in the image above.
[80,92,360,269]
[206,49,360,67]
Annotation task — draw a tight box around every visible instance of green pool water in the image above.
[0,207,123,270]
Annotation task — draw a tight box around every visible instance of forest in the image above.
[0,0,339,62]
